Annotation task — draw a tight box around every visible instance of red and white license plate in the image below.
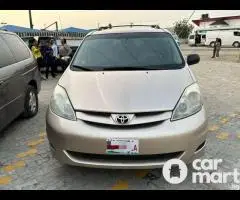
[106,138,139,154]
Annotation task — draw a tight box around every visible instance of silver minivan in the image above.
[0,30,41,132]
[46,25,208,169]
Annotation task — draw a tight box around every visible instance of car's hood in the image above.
[58,67,194,113]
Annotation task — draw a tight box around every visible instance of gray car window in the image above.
[0,35,16,68]
[1,33,30,62]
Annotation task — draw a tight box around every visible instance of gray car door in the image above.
[0,33,33,128]
[0,35,17,131]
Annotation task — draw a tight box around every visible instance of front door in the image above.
[1,33,32,125]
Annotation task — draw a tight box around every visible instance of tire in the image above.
[210,42,215,48]
[233,42,240,48]
[22,85,38,118]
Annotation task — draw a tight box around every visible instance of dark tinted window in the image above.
[189,35,194,39]
[1,33,30,62]
[0,36,16,68]
[202,35,206,39]
[72,32,184,70]
[234,31,240,36]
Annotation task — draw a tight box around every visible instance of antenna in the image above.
[58,15,63,30]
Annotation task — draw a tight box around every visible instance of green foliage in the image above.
[173,19,194,39]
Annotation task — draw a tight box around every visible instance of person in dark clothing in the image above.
[216,38,221,57]
[44,41,56,79]
[212,38,221,58]
[194,33,198,46]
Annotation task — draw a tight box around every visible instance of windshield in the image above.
[72,32,185,71]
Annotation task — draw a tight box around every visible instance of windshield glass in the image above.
[72,32,185,71]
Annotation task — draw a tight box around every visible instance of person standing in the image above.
[30,38,46,80]
[51,39,58,59]
[216,38,221,58]
[51,39,68,72]
[44,40,56,79]
[212,38,221,58]
[59,38,72,58]
[50,39,59,73]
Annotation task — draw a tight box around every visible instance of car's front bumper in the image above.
[46,107,208,169]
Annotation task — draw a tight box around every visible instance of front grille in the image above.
[67,151,184,162]
[76,110,172,127]
[135,111,167,117]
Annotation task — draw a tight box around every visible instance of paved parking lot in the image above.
[0,47,240,190]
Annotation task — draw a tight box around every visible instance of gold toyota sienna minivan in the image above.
[46,25,208,169]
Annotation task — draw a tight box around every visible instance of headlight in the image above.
[50,85,76,121]
[171,83,202,121]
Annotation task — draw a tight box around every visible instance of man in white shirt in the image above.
[50,39,59,73]
[50,39,58,58]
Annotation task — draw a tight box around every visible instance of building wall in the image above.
[198,19,240,28]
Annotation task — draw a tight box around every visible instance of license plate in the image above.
[106,138,139,155]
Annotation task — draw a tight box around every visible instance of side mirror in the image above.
[187,54,200,65]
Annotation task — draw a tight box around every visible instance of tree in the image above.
[173,19,194,39]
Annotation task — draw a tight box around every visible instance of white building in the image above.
[192,14,240,29]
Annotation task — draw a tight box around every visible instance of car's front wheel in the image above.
[233,41,240,48]
[22,85,38,118]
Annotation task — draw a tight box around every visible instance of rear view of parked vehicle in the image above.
[0,30,41,132]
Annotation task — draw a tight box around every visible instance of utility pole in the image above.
[29,10,33,29]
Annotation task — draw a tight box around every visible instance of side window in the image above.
[189,35,194,39]
[1,33,30,62]
[234,31,240,36]
[0,36,16,68]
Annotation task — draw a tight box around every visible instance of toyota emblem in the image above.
[111,114,134,125]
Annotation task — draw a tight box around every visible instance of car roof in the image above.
[87,26,172,36]
[0,30,17,35]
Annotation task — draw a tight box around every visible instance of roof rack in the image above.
[98,24,161,31]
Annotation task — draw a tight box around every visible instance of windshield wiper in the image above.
[71,65,94,71]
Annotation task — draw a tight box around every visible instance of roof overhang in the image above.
[192,15,240,26]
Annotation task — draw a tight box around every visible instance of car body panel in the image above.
[46,106,207,169]
[59,66,194,113]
